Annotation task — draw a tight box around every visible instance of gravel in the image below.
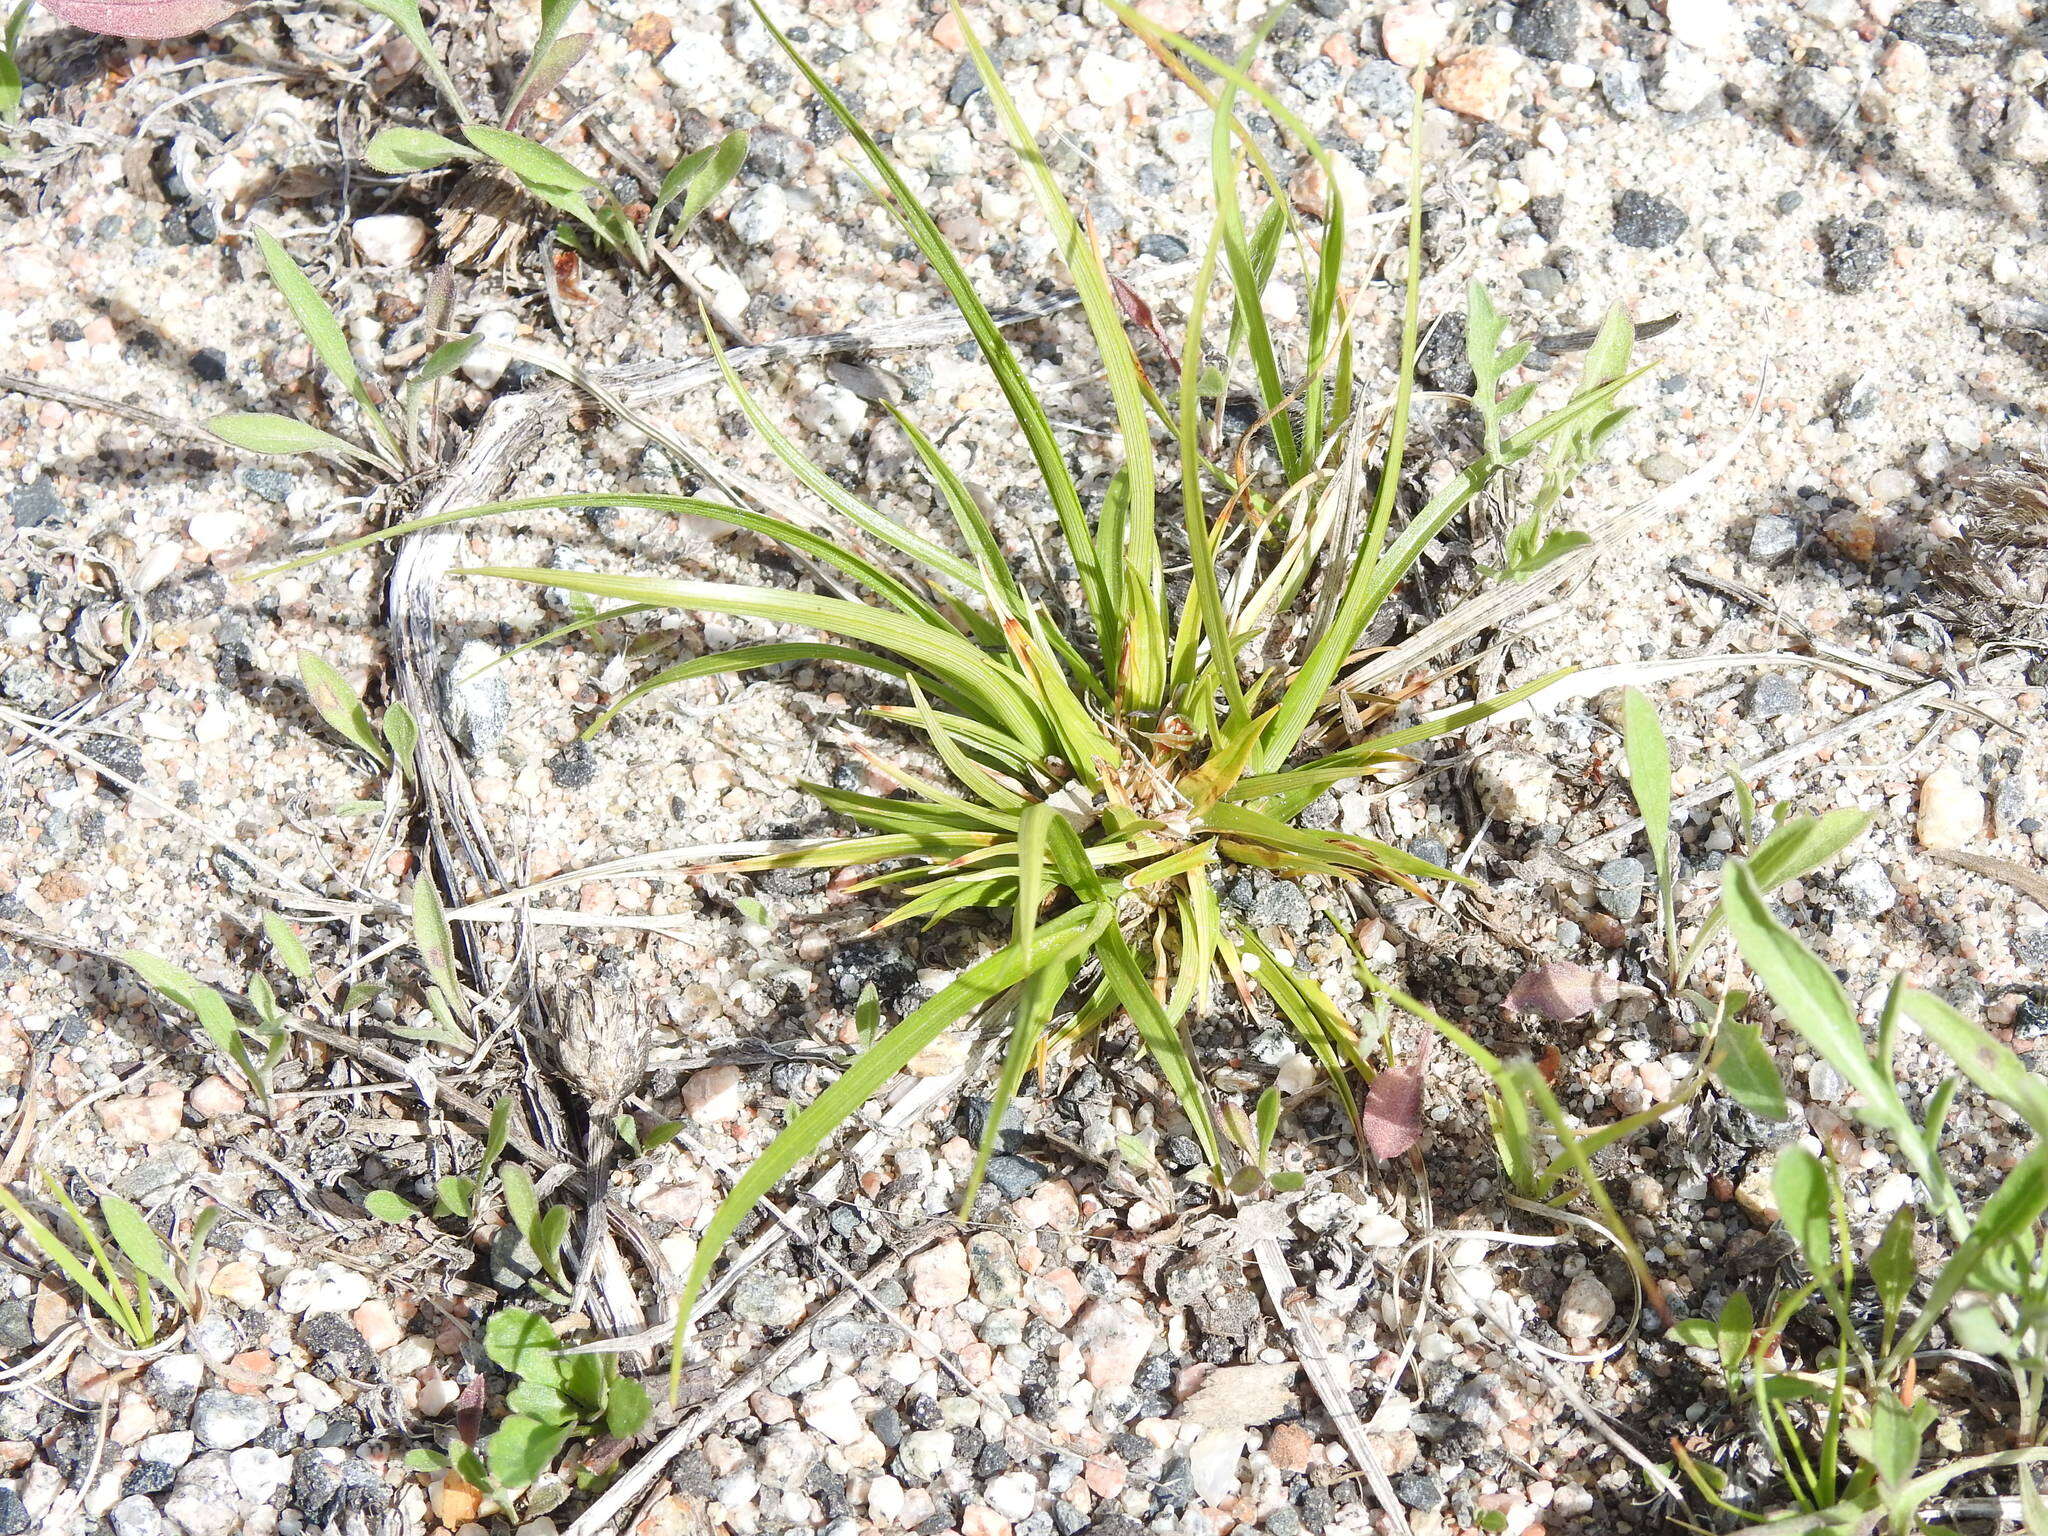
[192,1389,276,1451]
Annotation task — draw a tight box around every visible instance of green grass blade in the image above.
[669,902,1109,1396]
[746,0,1111,644]
[586,642,920,738]
[469,566,1057,759]
[0,1188,134,1335]
[1887,1142,2048,1369]
[655,129,748,237]
[702,325,985,606]
[1173,217,1246,718]
[956,4,1163,708]
[1253,91,1420,772]
[903,682,1030,811]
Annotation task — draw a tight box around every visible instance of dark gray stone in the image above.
[0,1489,27,1536]
[1519,265,1566,298]
[1596,857,1646,921]
[1510,0,1579,61]
[239,466,295,504]
[1139,233,1188,262]
[297,1313,378,1376]
[548,741,598,788]
[1345,58,1412,119]
[1417,313,1475,394]
[1745,673,1804,719]
[983,1153,1050,1200]
[1820,218,1890,294]
[9,479,67,528]
[1394,1471,1448,1511]
[1892,2,1997,54]
[1748,514,1799,561]
[1612,189,1687,248]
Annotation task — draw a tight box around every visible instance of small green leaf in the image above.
[410,878,466,1023]
[1267,1169,1306,1192]
[499,1163,539,1240]
[481,1097,513,1179]
[1901,988,2048,1139]
[733,895,769,927]
[533,1203,572,1285]
[1714,1291,1753,1380]
[1713,1021,1787,1121]
[300,654,390,766]
[1869,1204,1915,1348]
[655,129,748,238]
[262,915,314,981]
[1773,1146,1836,1283]
[505,1380,578,1424]
[463,124,596,193]
[365,126,474,173]
[98,1194,179,1300]
[485,1415,571,1490]
[207,412,378,464]
[381,702,419,783]
[434,1175,474,1220]
[483,1306,564,1386]
[1254,1085,1281,1160]
[410,334,483,388]
[365,1190,421,1222]
[403,1447,450,1472]
[1668,1318,1716,1350]
[606,1375,652,1438]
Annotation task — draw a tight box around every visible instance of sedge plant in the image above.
[272,3,1648,1393]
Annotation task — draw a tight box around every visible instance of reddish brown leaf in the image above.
[1504,962,1648,1022]
[1361,1038,1432,1160]
[45,0,240,38]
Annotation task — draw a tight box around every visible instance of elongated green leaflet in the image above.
[670,903,1108,1398]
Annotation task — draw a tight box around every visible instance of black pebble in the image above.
[1509,0,1579,62]
[1820,216,1890,294]
[1611,189,1687,248]
[1138,233,1188,261]
[1528,193,1563,239]
[190,348,228,382]
[121,1461,176,1496]
[549,741,598,788]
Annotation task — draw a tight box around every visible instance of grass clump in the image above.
[279,3,1646,1391]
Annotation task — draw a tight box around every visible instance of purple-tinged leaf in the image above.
[45,0,240,38]
[1504,962,1648,1022]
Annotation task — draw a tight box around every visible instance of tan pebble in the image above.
[67,1352,124,1403]
[38,870,92,905]
[960,1506,1011,1536]
[1822,508,1880,563]
[432,1472,484,1526]
[905,1035,968,1077]
[188,1075,246,1120]
[1917,767,1985,850]
[907,1238,972,1309]
[110,1391,158,1445]
[681,1064,742,1122]
[1265,1420,1315,1474]
[1431,46,1519,121]
[351,1299,404,1352]
[210,1261,266,1308]
[32,1287,71,1342]
[97,1082,184,1145]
